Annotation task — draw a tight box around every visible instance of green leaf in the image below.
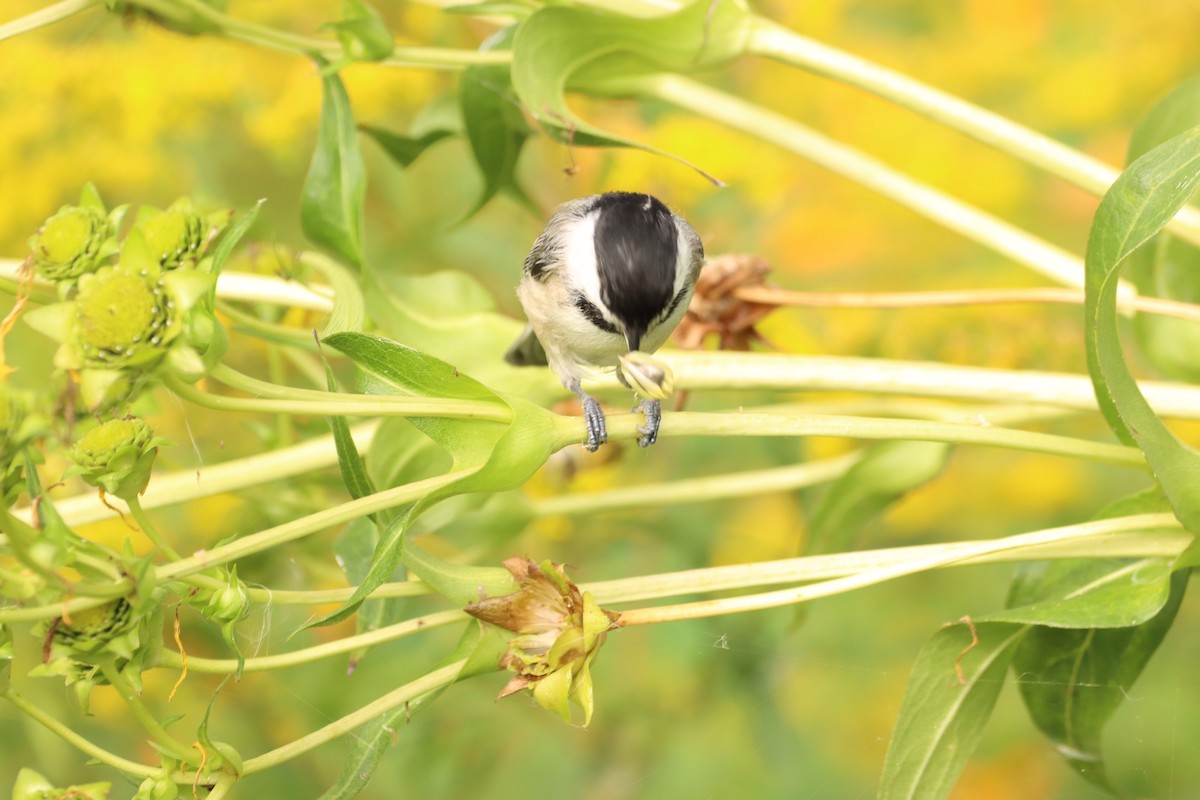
[308,335,557,627]
[209,199,263,279]
[366,417,452,491]
[301,63,366,270]
[1124,78,1200,382]
[402,539,517,606]
[361,126,455,168]
[1084,125,1200,539]
[304,252,366,336]
[324,0,394,64]
[324,360,377,507]
[807,441,948,554]
[511,1,757,182]
[986,558,1171,629]
[880,621,1025,800]
[460,27,534,216]
[1013,571,1188,794]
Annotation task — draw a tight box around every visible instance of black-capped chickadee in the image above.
[505,192,705,451]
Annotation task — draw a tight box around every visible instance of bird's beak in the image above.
[625,330,642,352]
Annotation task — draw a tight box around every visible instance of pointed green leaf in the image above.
[808,441,948,554]
[324,360,377,508]
[209,199,264,278]
[511,1,756,181]
[986,558,1171,629]
[304,251,365,336]
[323,331,499,402]
[361,125,455,168]
[402,540,516,606]
[460,27,533,216]
[301,62,366,269]
[1084,125,1200,540]
[1013,571,1188,794]
[880,621,1025,800]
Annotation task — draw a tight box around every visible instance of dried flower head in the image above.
[672,253,779,350]
[466,557,617,726]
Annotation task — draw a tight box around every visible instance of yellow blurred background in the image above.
[3,1,1200,798]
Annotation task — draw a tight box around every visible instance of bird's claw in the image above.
[581,394,608,452]
[634,398,661,448]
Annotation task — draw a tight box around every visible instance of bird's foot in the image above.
[634,398,661,448]
[581,394,608,452]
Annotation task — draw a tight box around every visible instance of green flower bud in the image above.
[67,416,166,499]
[466,557,617,726]
[29,206,110,280]
[618,351,675,401]
[12,768,111,800]
[133,775,179,800]
[204,573,251,625]
[74,266,178,370]
[135,199,231,271]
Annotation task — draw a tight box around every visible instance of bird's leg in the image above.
[568,379,607,452]
[634,398,661,448]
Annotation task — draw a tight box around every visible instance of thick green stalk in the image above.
[127,496,183,562]
[99,663,197,764]
[586,515,1188,604]
[615,514,1187,624]
[0,0,96,42]
[165,372,511,422]
[1,688,157,778]
[554,409,1145,468]
[156,609,466,673]
[241,660,466,773]
[644,74,1105,293]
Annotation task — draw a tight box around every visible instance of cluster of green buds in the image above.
[12,768,110,800]
[23,191,230,409]
[0,386,48,508]
[27,183,125,286]
[132,765,180,800]
[30,598,162,712]
[466,557,617,726]
[191,566,252,675]
[66,416,169,501]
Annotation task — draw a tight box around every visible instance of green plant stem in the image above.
[0,469,468,623]
[553,409,1144,468]
[0,0,96,42]
[164,372,511,422]
[127,496,184,562]
[586,514,1188,604]
[156,469,474,582]
[241,659,466,774]
[156,609,466,674]
[217,301,318,347]
[744,19,1200,248]
[636,351,1200,420]
[26,423,378,528]
[175,574,431,606]
[533,450,863,517]
[1,687,157,778]
[614,514,1187,625]
[99,663,197,764]
[152,0,508,68]
[643,74,1106,294]
[205,774,238,800]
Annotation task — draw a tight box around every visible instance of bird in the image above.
[505,192,705,452]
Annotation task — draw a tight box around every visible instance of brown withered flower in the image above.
[673,253,780,350]
[466,557,618,726]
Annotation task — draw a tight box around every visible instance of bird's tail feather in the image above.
[504,324,548,366]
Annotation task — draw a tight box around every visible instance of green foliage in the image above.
[1,1,1198,799]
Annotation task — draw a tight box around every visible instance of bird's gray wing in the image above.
[504,323,548,366]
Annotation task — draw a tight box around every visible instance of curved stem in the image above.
[1,687,158,779]
[241,660,466,773]
[532,451,862,517]
[555,409,1145,468]
[20,423,378,528]
[643,73,1109,294]
[164,372,511,422]
[746,20,1200,248]
[127,496,183,562]
[0,0,96,42]
[586,515,1188,605]
[99,663,197,764]
[738,286,1200,323]
[638,352,1200,420]
[156,609,466,673]
[614,514,1187,625]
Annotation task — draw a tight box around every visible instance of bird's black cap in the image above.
[591,192,678,351]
